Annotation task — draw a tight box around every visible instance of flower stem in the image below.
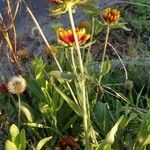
[67,5,84,75]
[67,5,91,149]
[18,94,21,128]
[99,26,110,83]
[70,47,77,73]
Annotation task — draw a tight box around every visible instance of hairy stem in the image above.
[99,26,110,82]
[18,94,21,128]
[67,5,91,149]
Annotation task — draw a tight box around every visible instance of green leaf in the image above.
[5,140,17,150]
[31,58,46,86]
[51,82,82,117]
[110,22,131,31]
[101,58,111,76]
[94,102,112,135]
[98,116,124,149]
[79,4,101,16]
[135,110,150,148]
[26,77,45,103]
[24,123,50,129]
[49,71,77,82]
[94,19,104,35]
[50,22,63,30]
[36,136,52,150]
[15,129,26,150]
[10,124,19,142]
[20,103,34,123]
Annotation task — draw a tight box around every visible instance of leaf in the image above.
[49,71,77,82]
[31,58,46,86]
[98,116,124,149]
[20,103,34,123]
[26,77,45,103]
[24,123,50,129]
[51,82,82,117]
[135,110,150,148]
[10,124,19,142]
[15,129,26,150]
[5,140,17,150]
[94,19,104,35]
[36,136,52,150]
[50,22,63,30]
[94,102,112,135]
[101,58,111,76]
[19,129,26,150]
[79,4,101,16]
[110,22,131,31]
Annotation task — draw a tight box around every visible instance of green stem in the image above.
[70,47,77,73]
[67,5,84,75]
[99,26,110,83]
[67,5,90,149]
[18,94,21,128]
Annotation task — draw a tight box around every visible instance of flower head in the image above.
[57,136,78,150]
[7,76,26,95]
[57,28,90,46]
[44,44,59,55]
[17,49,30,60]
[78,20,91,30]
[102,8,120,24]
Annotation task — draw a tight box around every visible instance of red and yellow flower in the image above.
[57,28,90,46]
[102,8,120,24]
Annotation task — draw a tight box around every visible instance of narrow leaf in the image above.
[36,136,52,150]
[98,116,124,149]
[20,103,34,123]
[51,82,82,117]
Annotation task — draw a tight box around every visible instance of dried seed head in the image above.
[124,80,134,91]
[43,44,59,55]
[7,76,27,95]
[78,21,91,30]
[17,49,30,60]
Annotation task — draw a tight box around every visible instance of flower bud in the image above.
[102,8,120,24]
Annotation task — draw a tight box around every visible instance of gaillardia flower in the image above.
[57,28,90,46]
[102,8,120,24]
[7,76,26,95]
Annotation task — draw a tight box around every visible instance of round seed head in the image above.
[7,76,27,95]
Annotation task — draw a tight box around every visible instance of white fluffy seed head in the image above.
[7,75,27,95]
